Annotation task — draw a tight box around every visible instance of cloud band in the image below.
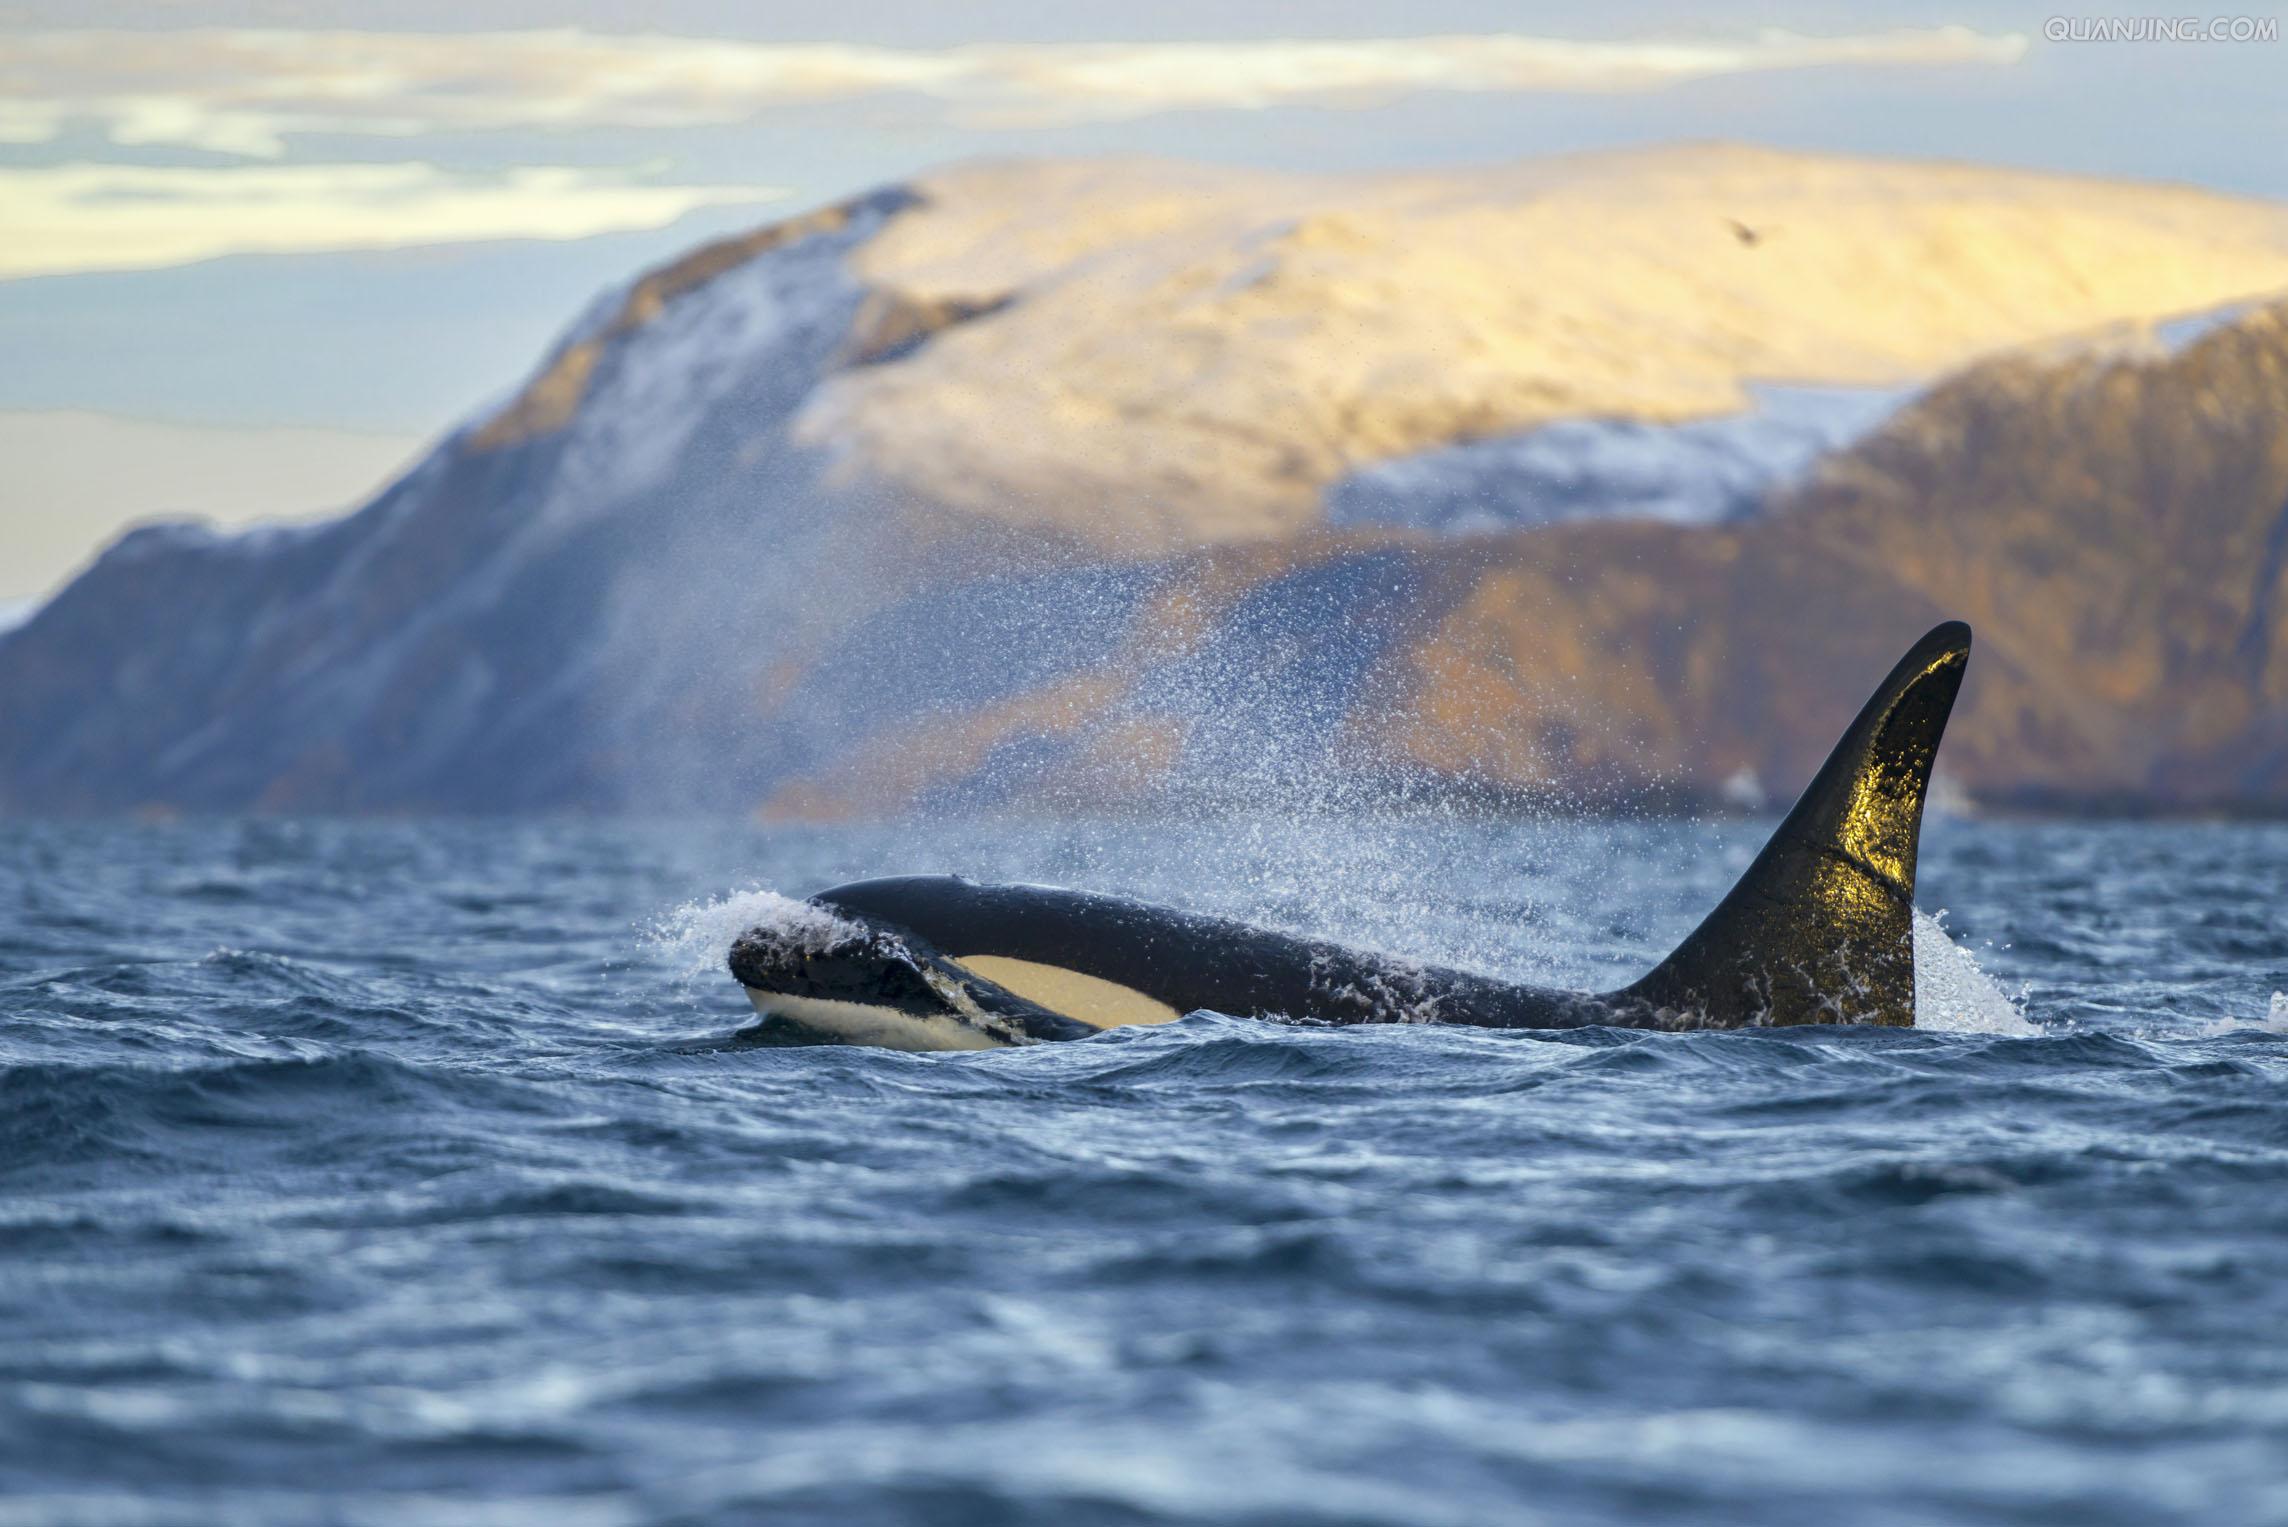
[0,162,782,279]
[2,26,2029,156]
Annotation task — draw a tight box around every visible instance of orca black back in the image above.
[732,621,1972,1040]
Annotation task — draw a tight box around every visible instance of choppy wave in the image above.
[4,816,2286,1525]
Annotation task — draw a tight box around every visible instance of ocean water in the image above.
[1,814,2283,1526]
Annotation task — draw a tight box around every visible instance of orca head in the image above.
[728,897,1096,1050]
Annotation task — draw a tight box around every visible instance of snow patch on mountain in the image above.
[539,204,894,518]
[1324,383,1912,534]
[105,518,336,561]
[2154,297,2264,353]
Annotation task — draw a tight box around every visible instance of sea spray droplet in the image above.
[1912,908,2036,1035]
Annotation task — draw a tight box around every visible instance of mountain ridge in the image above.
[6,147,2288,816]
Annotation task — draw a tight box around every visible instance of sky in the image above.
[2,2,2284,603]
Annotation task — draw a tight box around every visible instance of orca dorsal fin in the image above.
[1624,621,1971,1028]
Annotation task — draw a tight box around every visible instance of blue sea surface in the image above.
[1,815,2284,1525]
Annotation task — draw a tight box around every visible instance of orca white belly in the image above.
[742,953,1180,1051]
[741,988,1004,1051]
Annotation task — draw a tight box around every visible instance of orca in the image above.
[728,622,1971,1049]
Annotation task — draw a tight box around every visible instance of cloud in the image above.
[0,161,784,278]
[2,27,2029,155]
[0,25,2027,278]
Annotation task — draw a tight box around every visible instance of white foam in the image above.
[644,887,861,986]
[1912,908,2036,1035]
[2191,991,2288,1037]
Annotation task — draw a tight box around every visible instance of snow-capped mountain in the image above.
[5,149,2288,815]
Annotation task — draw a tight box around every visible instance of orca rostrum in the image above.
[729,622,1972,1050]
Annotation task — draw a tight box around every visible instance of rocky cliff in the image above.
[4,149,2287,816]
